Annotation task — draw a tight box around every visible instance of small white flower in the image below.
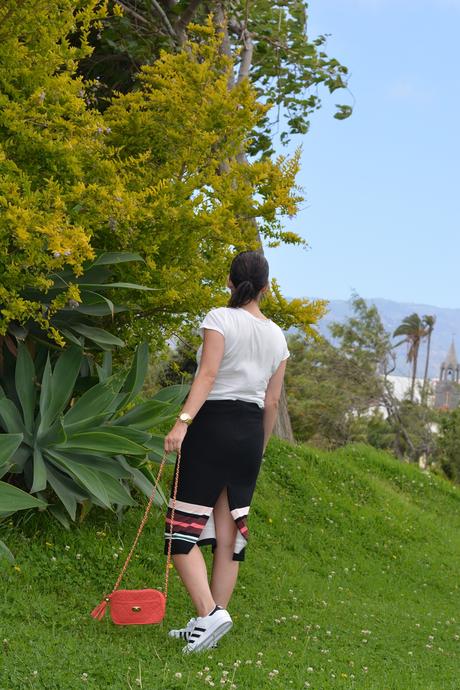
[174,672,182,678]
[64,545,70,551]
[51,556,57,562]
[307,667,314,673]
[76,553,81,559]
[81,673,88,681]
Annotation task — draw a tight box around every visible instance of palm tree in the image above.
[393,313,427,402]
[421,314,436,402]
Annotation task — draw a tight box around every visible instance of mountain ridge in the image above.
[287,296,460,379]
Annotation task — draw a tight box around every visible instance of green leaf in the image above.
[46,452,112,508]
[97,426,152,445]
[0,399,26,435]
[99,475,136,506]
[78,282,156,291]
[63,373,124,426]
[334,104,353,120]
[70,323,125,348]
[146,434,170,460]
[62,304,128,317]
[151,383,190,406]
[119,342,149,407]
[0,482,47,513]
[54,431,147,456]
[38,354,52,430]
[59,329,83,347]
[41,346,82,431]
[117,456,165,507]
[31,447,47,493]
[48,504,70,529]
[0,433,23,465]
[15,343,36,432]
[99,351,112,382]
[47,449,130,479]
[114,400,171,430]
[46,462,88,520]
[0,540,15,563]
[79,290,116,319]
[91,252,145,267]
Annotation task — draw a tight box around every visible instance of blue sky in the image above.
[262,0,460,308]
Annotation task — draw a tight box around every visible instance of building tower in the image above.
[434,339,460,410]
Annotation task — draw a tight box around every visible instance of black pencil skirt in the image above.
[163,399,265,561]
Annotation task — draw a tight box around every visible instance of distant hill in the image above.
[287,297,460,379]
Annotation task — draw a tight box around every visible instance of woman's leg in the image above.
[172,548,216,618]
[210,486,240,608]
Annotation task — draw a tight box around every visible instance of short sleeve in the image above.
[279,333,290,362]
[281,340,290,362]
[198,308,225,338]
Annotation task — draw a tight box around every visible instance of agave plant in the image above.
[2,251,157,352]
[0,342,189,528]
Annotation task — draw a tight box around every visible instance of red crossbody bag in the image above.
[90,448,181,625]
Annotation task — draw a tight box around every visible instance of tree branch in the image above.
[175,0,204,45]
[237,27,253,83]
[146,0,178,40]
[115,1,149,25]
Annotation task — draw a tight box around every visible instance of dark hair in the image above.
[227,250,269,309]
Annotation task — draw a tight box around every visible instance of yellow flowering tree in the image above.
[0,2,326,352]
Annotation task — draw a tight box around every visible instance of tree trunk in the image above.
[273,380,294,443]
[422,331,432,402]
[410,340,419,402]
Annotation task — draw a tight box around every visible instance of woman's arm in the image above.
[262,359,288,455]
[164,328,225,453]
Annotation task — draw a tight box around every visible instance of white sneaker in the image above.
[169,616,197,642]
[182,607,233,654]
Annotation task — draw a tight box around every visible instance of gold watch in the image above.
[177,412,193,425]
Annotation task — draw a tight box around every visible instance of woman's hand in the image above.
[164,421,188,454]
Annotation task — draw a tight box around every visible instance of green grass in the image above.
[1,439,459,690]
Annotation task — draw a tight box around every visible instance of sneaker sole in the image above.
[182,619,233,654]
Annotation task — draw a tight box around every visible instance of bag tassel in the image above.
[90,597,109,621]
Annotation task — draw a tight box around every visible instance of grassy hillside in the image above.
[1,439,459,690]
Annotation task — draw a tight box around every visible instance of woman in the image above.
[163,250,290,654]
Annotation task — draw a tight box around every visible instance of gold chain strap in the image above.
[107,447,181,602]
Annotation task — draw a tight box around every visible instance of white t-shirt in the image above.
[195,306,290,408]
